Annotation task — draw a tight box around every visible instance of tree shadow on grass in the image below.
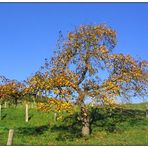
[51,107,146,141]
[21,107,145,141]
[17,125,49,135]
[28,114,33,121]
[51,113,82,141]
[90,107,146,132]
[51,125,81,141]
[1,113,7,120]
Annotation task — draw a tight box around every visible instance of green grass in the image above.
[0,102,148,145]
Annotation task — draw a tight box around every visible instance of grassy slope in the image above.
[0,102,148,145]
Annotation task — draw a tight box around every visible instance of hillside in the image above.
[0,102,148,145]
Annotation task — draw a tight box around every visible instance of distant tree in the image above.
[0,76,24,120]
[26,24,148,137]
[0,76,24,106]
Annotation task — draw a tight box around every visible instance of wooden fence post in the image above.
[7,129,14,145]
[25,103,29,122]
[54,112,57,123]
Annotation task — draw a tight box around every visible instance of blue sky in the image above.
[0,3,148,83]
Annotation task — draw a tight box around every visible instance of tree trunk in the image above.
[82,117,90,137]
[77,92,91,137]
[80,104,90,137]
[25,103,29,122]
